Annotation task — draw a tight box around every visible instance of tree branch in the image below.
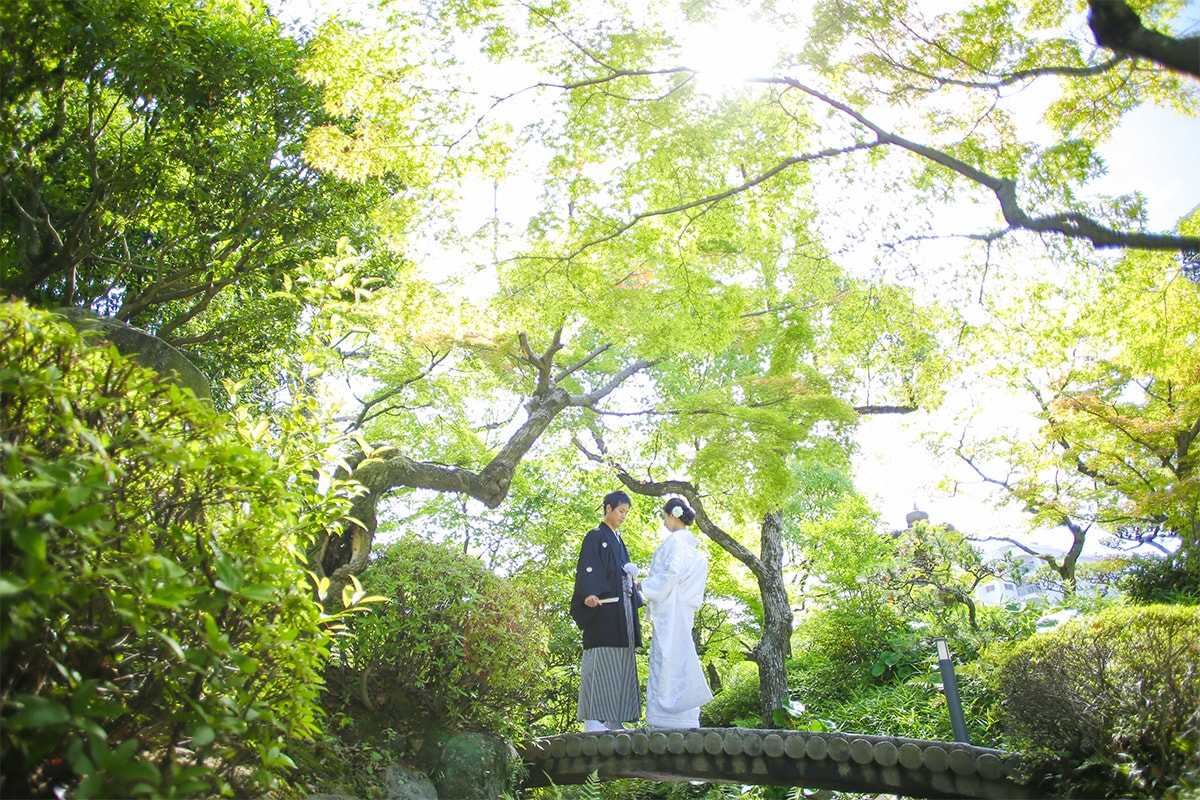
[345,349,451,432]
[773,76,1200,253]
[854,404,918,415]
[893,53,1130,92]
[574,437,765,575]
[313,336,656,604]
[556,139,880,259]
[1087,0,1200,79]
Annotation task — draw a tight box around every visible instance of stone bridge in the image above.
[520,728,1033,799]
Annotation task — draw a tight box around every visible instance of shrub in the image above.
[1120,557,1200,606]
[529,610,595,737]
[700,662,761,728]
[788,600,908,709]
[0,302,347,798]
[827,661,1004,745]
[992,604,1200,798]
[331,536,551,741]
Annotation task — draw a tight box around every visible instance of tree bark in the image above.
[310,332,653,606]
[751,511,793,727]
[1087,0,1200,79]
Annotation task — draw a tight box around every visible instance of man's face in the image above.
[606,502,630,529]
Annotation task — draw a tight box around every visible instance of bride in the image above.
[640,498,713,728]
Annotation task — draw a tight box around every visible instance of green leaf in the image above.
[190,724,217,747]
[7,695,71,728]
[238,583,279,602]
[62,504,110,529]
[12,527,47,563]
[154,630,187,662]
[0,574,29,595]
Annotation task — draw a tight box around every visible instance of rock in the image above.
[431,733,517,800]
[55,308,211,401]
[383,764,438,800]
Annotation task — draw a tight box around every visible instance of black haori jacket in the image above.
[570,522,644,649]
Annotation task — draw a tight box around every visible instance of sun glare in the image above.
[677,10,789,85]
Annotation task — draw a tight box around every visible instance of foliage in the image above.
[524,770,617,800]
[991,604,1200,798]
[5,1,1198,797]
[532,615,593,737]
[0,0,396,403]
[946,218,1200,580]
[886,521,998,630]
[1121,556,1200,605]
[788,597,910,710]
[823,663,1003,746]
[700,662,763,729]
[328,536,552,742]
[525,772,738,800]
[287,717,405,800]
[784,474,890,591]
[362,461,641,738]
[0,301,355,798]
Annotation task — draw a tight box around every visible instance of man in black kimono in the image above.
[571,490,643,731]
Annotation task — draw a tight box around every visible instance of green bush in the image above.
[331,536,551,741]
[826,661,1004,745]
[700,662,761,728]
[1120,557,1200,606]
[0,302,347,798]
[788,600,908,708]
[992,603,1200,798]
[529,610,595,737]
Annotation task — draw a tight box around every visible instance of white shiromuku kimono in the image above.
[641,526,713,728]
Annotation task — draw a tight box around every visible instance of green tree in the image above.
[9,0,1195,765]
[0,0,395,399]
[947,217,1200,587]
[887,520,998,629]
[560,271,935,724]
[285,0,1195,613]
[297,0,1197,273]
[797,0,1197,248]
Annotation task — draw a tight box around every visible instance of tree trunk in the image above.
[1087,0,1200,78]
[750,511,793,727]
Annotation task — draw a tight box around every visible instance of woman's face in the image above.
[663,511,685,531]
[605,502,630,529]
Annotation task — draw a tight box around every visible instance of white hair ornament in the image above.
[671,505,685,518]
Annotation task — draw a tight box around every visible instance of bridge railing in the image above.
[520,727,1032,800]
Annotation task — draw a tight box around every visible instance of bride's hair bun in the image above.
[663,498,695,526]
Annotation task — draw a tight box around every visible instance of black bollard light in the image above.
[934,637,970,744]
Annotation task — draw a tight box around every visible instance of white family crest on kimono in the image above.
[641,526,713,727]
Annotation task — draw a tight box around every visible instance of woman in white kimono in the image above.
[641,497,713,728]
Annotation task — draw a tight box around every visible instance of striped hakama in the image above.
[576,574,641,724]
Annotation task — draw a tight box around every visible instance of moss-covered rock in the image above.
[56,307,211,400]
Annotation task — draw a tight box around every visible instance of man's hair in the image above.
[602,490,632,512]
